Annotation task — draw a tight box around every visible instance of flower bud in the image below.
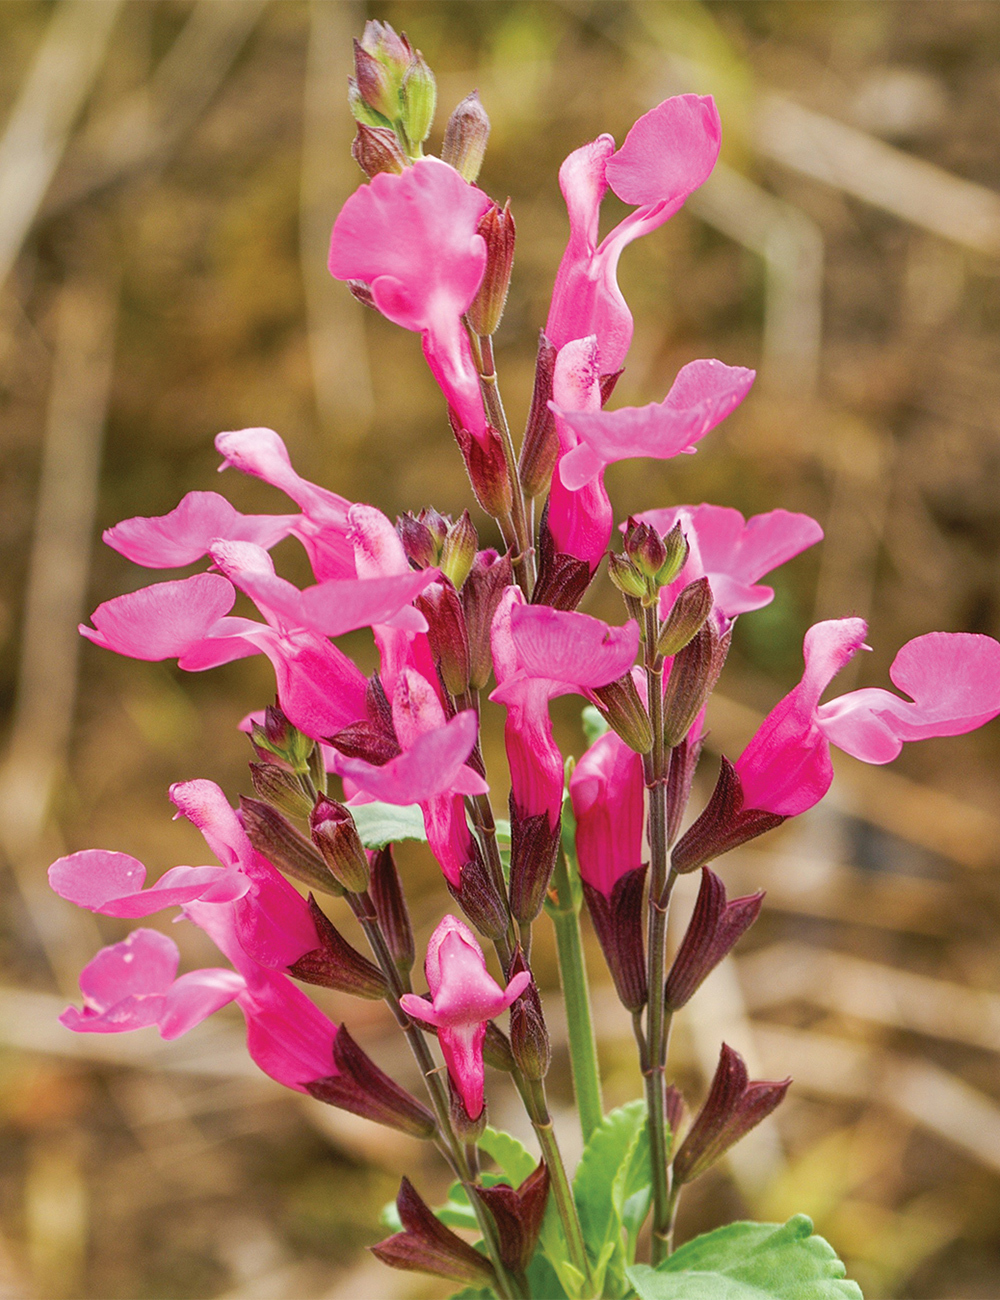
[447,853,509,940]
[239,796,342,896]
[483,1019,517,1073]
[507,952,549,1081]
[351,122,406,177]
[348,77,392,129]
[371,1177,496,1286]
[416,581,471,696]
[396,512,439,569]
[309,1028,438,1140]
[369,845,414,976]
[661,622,730,750]
[666,1085,686,1150]
[518,332,558,498]
[252,705,313,771]
[441,90,490,183]
[289,896,389,999]
[672,1043,790,1185]
[474,1161,550,1276]
[400,52,436,148]
[248,763,312,820]
[657,577,713,658]
[590,672,653,754]
[532,503,594,611]
[666,724,704,847]
[449,413,513,518]
[440,510,478,589]
[462,549,512,690]
[359,19,413,72]
[658,521,690,586]
[608,552,647,601]
[664,868,763,1011]
[623,518,667,579]
[352,41,399,124]
[467,200,515,337]
[509,809,560,924]
[672,756,785,874]
[310,798,370,893]
[581,867,648,1012]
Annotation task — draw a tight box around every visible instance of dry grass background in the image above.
[3,1,1000,1296]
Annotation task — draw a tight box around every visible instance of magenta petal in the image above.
[399,994,443,1028]
[570,731,646,895]
[438,1021,487,1117]
[79,929,179,1008]
[159,969,245,1040]
[555,360,755,490]
[49,850,146,909]
[239,971,338,1091]
[104,491,298,569]
[604,94,721,207]
[81,573,235,660]
[298,570,438,638]
[333,712,487,804]
[509,605,640,688]
[60,994,166,1034]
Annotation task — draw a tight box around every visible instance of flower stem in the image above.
[550,848,604,1144]
[641,602,676,1267]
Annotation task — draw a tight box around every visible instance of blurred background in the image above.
[2,1,1000,1296]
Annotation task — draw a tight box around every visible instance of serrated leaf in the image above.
[349,801,426,848]
[626,1215,864,1299]
[582,703,611,746]
[572,1100,647,1296]
[477,1127,537,1185]
[616,1114,652,1249]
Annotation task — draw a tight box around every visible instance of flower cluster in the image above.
[50,22,1000,1298]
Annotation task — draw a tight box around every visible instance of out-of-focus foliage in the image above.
[4,2,1000,1297]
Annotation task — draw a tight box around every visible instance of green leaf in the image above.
[573,1100,648,1296]
[349,801,426,848]
[526,1251,568,1299]
[446,1289,495,1300]
[494,818,511,847]
[379,1198,402,1232]
[582,703,610,746]
[626,1215,864,1299]
[477,1127,537,1185]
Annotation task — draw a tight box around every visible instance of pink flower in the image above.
[215,427,357,581]
[328,159,493,441]
[569,730,645,898]
[635,504,824,621]
[104,490,299,569]
[59,928,245,1039]
[48,849,249,919]
[546,95,721,372]
[546,337,613,569]
[735,621,1000,816]
[553,359,755,492]
[400,915,531,1116]
[170,779,318,969]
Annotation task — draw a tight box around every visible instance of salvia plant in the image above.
[49,21,1000,1300]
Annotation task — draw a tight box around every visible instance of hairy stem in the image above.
[550,848,604,1144]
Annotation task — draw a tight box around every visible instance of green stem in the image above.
[642,602,675,1267]
[550,850,604,1144]
[520,1076,595,1295]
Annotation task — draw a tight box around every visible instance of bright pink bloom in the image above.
[170,779,318,969]
[569,730,645,898]
[328,159,493,441]
[554,360,755,491]
[546,95,721,372]
[81,573,237,661]
[635,504,824,621]
[400,915,531,1117]
[215,427,356,581]
[735,621,1000,817]
[48,849,248,918]
[490,591,640,827]
[546,337,613,568]
[59,928,244,1039]
[104,490,299,569]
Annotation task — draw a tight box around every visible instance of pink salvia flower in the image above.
[81,572,237,661]
[400,915,531,1117]
[104,490,299,569]
[546,95,721,372]
[48,849,249,918]
[569,730,645,898]
[635,503,824,621]
[215,427,357,581]
[546,337,613,569]
[553,359,756,492]
[735,621,1000,817]
[328,159,493,441]
[59,928,245,1039]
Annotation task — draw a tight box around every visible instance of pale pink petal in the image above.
[399,993,444,1028]
[159,969,245,1040]
[81,574,235,660]
[298,571,437,638]
[70,928,179,1027]
[555,360,755,491]
[332,711,487,804]
[419,794,477,887]
[48,851,247,918]
[104,492,298,569]
[604,94,721,206]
